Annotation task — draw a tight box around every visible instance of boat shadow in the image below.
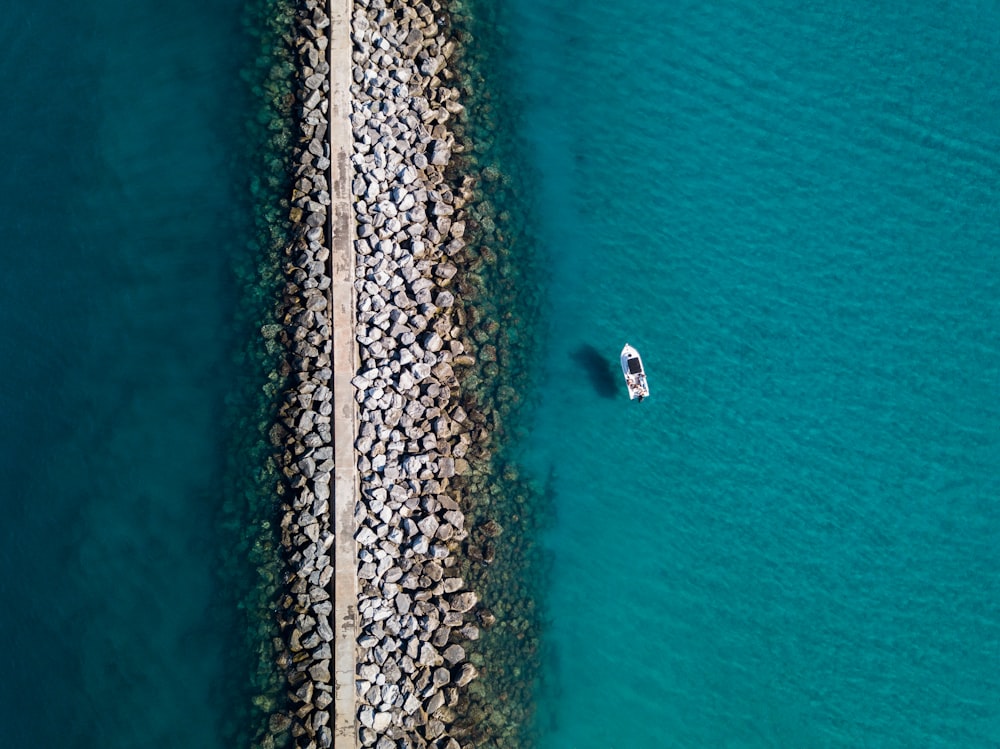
[571,344,619,399]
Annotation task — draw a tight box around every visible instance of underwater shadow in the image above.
[571,344,618,399]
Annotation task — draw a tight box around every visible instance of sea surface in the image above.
[3,0,999,748]
[0,1,272,747]
[492,1,1000,747]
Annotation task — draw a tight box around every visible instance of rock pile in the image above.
[348,0,490,746]
[264,0,494,745]
[266,1,341,748]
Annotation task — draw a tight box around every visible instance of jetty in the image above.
[267,0,504,747]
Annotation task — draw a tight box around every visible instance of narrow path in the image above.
[327,0,358,746]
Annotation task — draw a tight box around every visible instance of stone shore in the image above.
[348,0,492,746]
[268,1,343,746]
[265,0,494,748]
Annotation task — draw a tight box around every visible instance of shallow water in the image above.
[494,1,1000,746]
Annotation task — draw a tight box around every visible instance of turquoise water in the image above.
[0,1,271,746]
[497,1,1000,747]
[4,0,999,746]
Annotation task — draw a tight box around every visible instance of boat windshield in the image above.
[627,358,642,374]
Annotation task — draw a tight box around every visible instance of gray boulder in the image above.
[448,591,477,613]
[454,662,478,687]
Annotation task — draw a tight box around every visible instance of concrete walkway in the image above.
[326,0,358,746]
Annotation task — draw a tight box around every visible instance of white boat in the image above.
[620,344,649,402]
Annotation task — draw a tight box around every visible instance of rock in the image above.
[426,689,446,713]
[397,192,416,212]
[293,680,314,705]
[309,660,331,682]
[371,711,393,732]
[432,667,451,688]
[412,362,432,381]
[403,692,421,714]
[417,515,440,538]
[453,662,478,688]
[434,262,457,280]
[316,616,334,642]
[399,165,417,185]
[315,690,333,710]
[411,534,430,555]
[437,456,455,478]
[448,591,477,613]
[318,726,332,748]
[304,88,322,110]
[418,642,442,667]
[423,560,444,581]
[422,331,443,352]
[298,456,316,478]
[442,643,465,665]
[269,712,292,734]
[429,140,451,165]
[479,519,503,537]
[426,718,446,740]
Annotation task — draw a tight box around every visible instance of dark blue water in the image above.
[0,2,261,746]
[494,1,1000,747]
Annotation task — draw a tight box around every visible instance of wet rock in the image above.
[447,592,477,614]
[269,712,292,734]
[453,662,478,687]
[478,519,503,537]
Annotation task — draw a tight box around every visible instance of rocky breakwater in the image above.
[266,1,341,748]
[348,0,489,747]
